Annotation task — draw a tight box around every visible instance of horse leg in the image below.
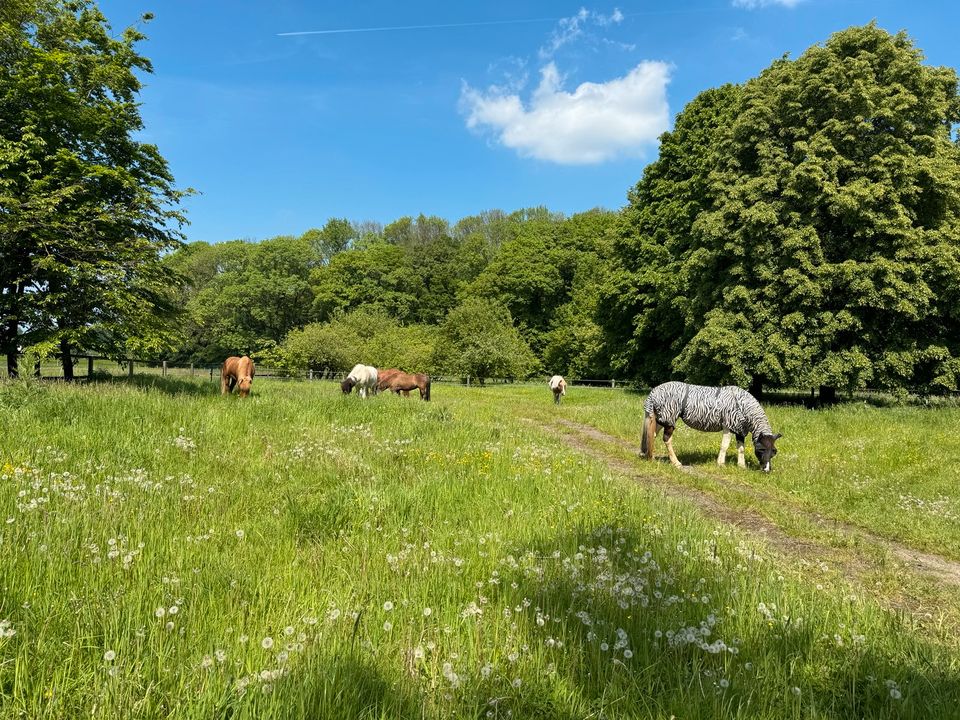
[663,425,683,469]
[554,390,560,405]
[717,431,732,465]
[736,434,746,468]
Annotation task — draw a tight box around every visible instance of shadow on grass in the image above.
[501,526,960,719]
[265,654,426,720]
[101,374,222,397]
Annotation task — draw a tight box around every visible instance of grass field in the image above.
[0,377,958,719]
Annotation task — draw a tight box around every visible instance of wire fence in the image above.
[0,354,627,388]
[2,353,957,406]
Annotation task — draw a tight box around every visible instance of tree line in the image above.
[3,3,959,394]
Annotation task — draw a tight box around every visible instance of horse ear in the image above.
[772,433,782,441]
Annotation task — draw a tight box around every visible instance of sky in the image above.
[95,0,960,244]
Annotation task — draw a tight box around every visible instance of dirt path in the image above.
[534,416,960,590]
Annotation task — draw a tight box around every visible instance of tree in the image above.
[310,242,424,323]
[0,0,188,378]
[300,218,355,264]
[168,236,318,362]
[604,24,960,394]
[276,308,435,374]
[432,298,538,383]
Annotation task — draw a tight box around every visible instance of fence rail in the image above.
[2,354,957,405]
[0,354,627,387]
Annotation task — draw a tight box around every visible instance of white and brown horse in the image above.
[341,364,379,398]
[549,375,566,404]
[222,356,255,397]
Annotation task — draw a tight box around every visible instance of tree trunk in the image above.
[748,376,764,399]
[3,317,17,379]
[60,337,74,382]
[819,385,837,405]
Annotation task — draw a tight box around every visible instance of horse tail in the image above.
[424,375,431,401]
[641,411,657,460]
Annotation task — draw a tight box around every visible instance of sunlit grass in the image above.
[0,378,957,718]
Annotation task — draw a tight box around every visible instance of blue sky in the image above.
[96,0,960,243]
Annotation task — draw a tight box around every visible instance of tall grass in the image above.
[0,378,957,718]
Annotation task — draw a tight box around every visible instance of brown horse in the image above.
[377,368,431,400]
[221,356,255,397]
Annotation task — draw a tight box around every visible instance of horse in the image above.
[548,375,566,404]
[640,381,781,472]
[341,364,379,399]
[377,368,431,401]
[221,356,255,398]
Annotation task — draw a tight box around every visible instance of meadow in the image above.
[0,377,958,719]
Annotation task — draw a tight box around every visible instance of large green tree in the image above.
[604,24,960,394]
[0,0,187,378]
[432,298,538,383]
[166,236,318,362]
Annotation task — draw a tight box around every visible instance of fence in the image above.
[0,354,627,388]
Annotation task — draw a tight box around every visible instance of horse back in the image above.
[222,356,241,377]
[237,355,255,378]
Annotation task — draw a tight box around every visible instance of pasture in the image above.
[0,378,958,719]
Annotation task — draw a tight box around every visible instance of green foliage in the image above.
[603,24,960,393]
[299,218,355,264]
[432,297,538,381]
[0,0,188,368]
[279,307,435,373]
[165,236,318,362]
[310,242,425,323]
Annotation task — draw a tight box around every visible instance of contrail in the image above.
[277,8,721,38]
[277,17,557,37]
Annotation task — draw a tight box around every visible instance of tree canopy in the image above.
[602,23,960,394]
[0,0,188,377]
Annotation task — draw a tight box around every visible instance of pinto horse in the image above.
[548,375,566,404]
[377,368,431,401]
[341,364,379,398]
[221,356,255,397]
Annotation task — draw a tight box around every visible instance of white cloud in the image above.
[460,61,671,165]
[732,0,803,8]
[538,7,625,60]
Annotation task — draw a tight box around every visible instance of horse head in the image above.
[341,377,356,394]
[237,375,253,397]
[754,433,782,472]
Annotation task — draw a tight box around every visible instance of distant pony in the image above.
[378,368,431,401]
[222,356,255,398]
[341,364,379,399]
[549,375,567,404]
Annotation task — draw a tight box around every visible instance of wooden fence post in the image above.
[128,358,134,378]
[162,360,167,377]
[190,363,194,376]
[210,367,214,381]
[309,369,313,381]
[88,356,94,378]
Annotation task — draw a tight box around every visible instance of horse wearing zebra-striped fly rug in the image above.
[641,382,781,472]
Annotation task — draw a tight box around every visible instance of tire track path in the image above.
[535,416,960,589]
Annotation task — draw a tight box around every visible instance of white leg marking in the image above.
[666,437,683,469]
[737,439,746,468]
[717,431,731,465]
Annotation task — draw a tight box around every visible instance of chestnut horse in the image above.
[377,368,431,400]
[221,356,255,397]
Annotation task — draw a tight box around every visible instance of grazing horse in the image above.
[221,356,255,398]
[341,364,379,399]
[641,381,781,472]
[378,368,431,401]
[548,375,567,404]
